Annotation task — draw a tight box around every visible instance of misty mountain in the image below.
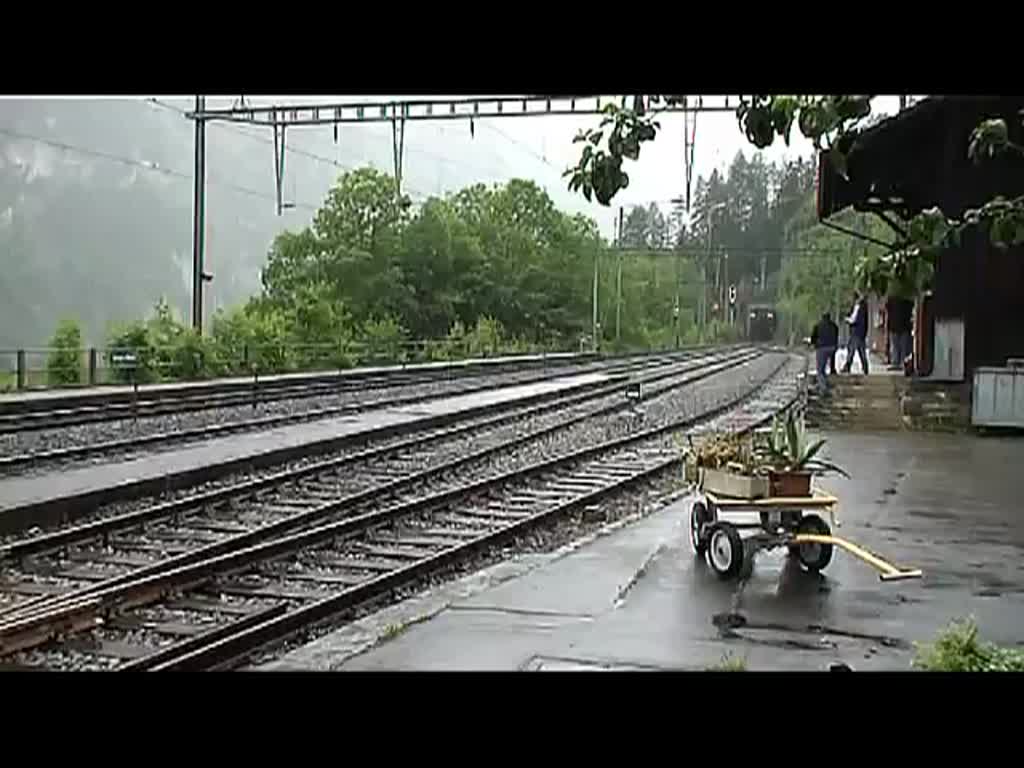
[0,96,568,350]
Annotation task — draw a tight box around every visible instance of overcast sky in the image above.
[158,94,902,239]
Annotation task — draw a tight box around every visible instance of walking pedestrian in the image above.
[810,311,839,394]
[842,292,870,374]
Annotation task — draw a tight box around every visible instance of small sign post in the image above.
[111,350,140,419]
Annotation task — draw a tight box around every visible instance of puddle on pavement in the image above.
[711,611,910,655]
[523,655,656,672]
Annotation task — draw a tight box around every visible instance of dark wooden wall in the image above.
[821,96,1024,374]
[934,230,1024,371]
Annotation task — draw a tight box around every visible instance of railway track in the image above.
[0,347,757,575]
[0,351,800,670]
[0,351,702,474]
[0,350,633,436]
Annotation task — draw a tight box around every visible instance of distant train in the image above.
[746,304,778,342]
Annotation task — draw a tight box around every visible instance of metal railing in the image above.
[0,337,579,392]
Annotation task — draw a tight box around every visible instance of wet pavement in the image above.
[264,429,1024,672]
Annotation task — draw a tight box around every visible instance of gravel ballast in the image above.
[0,354,701,474]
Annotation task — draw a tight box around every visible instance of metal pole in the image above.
[704,216,711,331]
[674,252,681,349]
[723,253,729,324]
[615,207,623,343]
[592,249,599,353]
[191,95,207,333]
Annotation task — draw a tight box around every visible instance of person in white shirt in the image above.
[841,292,870,374]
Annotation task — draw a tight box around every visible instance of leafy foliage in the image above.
[361,315,408,364]
[106,319,156,384]
[914,618,1024,672]
[706,651,747,671]
[566,95,1024,302]
[46,318,83,386]
[41,160,818,388]
[758,411,849,477]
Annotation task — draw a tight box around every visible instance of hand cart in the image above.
[688,489,923,582]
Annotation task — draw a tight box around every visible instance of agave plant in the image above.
[756,410,849,477]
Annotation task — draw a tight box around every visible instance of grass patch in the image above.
[913,617,1024,672]
[378,612,436,644]
[706,651,747,671]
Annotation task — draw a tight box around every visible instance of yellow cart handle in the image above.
[793,534,923,582]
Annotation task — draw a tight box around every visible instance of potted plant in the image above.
[683,432,770,499]
[753,410,849,497]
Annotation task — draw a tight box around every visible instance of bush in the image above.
[46,318,84,386]
[106,320,156,384]
[706,652,747,671]
[106,299,200,383]
[170,328,222,380]
[465,316,503,357]
[211,303,292,375]
[360,315,408,365]
[913,617,1024,672]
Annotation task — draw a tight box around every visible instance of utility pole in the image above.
[703,202,726,331]
[614,208,622,344]
[704,218,712,332]
[191,95,207,333]
[615,207,624,343]
[674,251,681,349]
[722,252,729,324]
[592,248,600,353]
[760,254,767,298]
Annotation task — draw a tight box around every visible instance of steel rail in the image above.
[0,351,738,559]
[0,349,760,624]
[0,351,640,436]
[144,365,803,671]
[0,353,787,658]
[0,352,694,470]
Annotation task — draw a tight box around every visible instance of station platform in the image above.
[0,371,614,535]
[262,430,1024,672]
[0,351,593,410]
[825,347,895,376]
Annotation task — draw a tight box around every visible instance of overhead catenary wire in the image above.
[156,97,504,189]
[146,98,433,203]
[0,125,322,213]
[150,98,583,200]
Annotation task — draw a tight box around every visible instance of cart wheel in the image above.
[689,502,712,555]
[796,514,833,572]
[706,523,744,580]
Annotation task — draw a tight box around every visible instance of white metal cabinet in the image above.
[972,363,1024,427]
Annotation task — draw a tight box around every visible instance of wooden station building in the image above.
[816,95,1024,384]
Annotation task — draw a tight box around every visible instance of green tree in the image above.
[46,318,83,386]
[566,96,1024,298]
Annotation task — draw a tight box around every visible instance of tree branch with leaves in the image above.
[565,95,1024,298]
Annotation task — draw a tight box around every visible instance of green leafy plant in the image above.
[566,96,1024,304]
[755,410,849,477]
[106,320,156,384]
[46,318,84,386]
[706,651,747,671]
[914,617,1024,672]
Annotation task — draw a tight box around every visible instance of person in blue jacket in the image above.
[842,292,870,375]
[810,312,839,394]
